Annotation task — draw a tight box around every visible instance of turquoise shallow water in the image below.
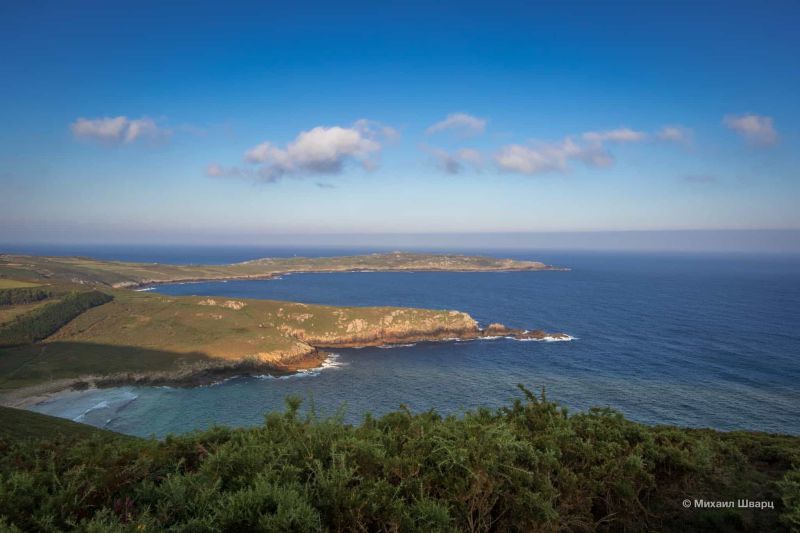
[25,248,800,437]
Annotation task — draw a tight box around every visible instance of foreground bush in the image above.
[0,387,797,532]
[0,291,112,346]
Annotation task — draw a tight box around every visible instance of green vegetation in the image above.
[0,300,52,327]
[0,287,51,306]
[0,389,797,532]
[0,287,56,327]
[0,291,113,347]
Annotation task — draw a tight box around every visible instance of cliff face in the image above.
[276,313,570,351]
[291,310,481,348]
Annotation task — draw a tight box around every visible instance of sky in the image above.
[1,0,798,249]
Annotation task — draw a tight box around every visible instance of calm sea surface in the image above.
[18,246,800,437]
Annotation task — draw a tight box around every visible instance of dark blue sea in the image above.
[17,245,800,437]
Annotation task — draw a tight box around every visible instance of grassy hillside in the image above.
[0,390,797,531]
[0,405,125,442]
[0,252,557,288]
[0,300,52,326]
[45,291,477,357]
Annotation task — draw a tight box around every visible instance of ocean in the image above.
[19,246,800,437]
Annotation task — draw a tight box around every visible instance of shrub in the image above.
[0,389,796,532]
[0,288,51,306]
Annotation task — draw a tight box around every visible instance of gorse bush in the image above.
[0,387,797,532]
[0,287,51,306]
[0,290,112,347]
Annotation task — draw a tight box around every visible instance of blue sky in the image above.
[1,0,798,245]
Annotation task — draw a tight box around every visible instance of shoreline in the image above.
[1,331,573,410]
[0,352,329,410]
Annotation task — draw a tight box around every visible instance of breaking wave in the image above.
[72,391,139,423]
[378,343,417,349]
[255,353,347,380]
[514,334,576,342]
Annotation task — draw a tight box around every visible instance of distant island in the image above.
[0,252,567,403]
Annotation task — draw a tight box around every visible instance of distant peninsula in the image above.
[0,251,565,289]
[0,252,567,402]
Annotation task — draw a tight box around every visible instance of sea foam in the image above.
[255,353,347,380]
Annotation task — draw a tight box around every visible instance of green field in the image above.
[0,279,40,289]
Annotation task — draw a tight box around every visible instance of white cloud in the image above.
[71,116,168,144]
[493,123,699,176]
[656,125,692,143]
[495,137,613,176]
[582,128,647,143]
[425,146,484,174]
[723,113,778,146]
[426,113,487,136]
[215,120,394,183]
[247,126,379,178]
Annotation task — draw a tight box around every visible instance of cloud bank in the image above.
[723,113,778,146]
[426,113,487,136]
[426,123,692,177]
[492,124,692,176]
[210,120,397,182]
[495,138,615,175]
[71,116,168,144]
